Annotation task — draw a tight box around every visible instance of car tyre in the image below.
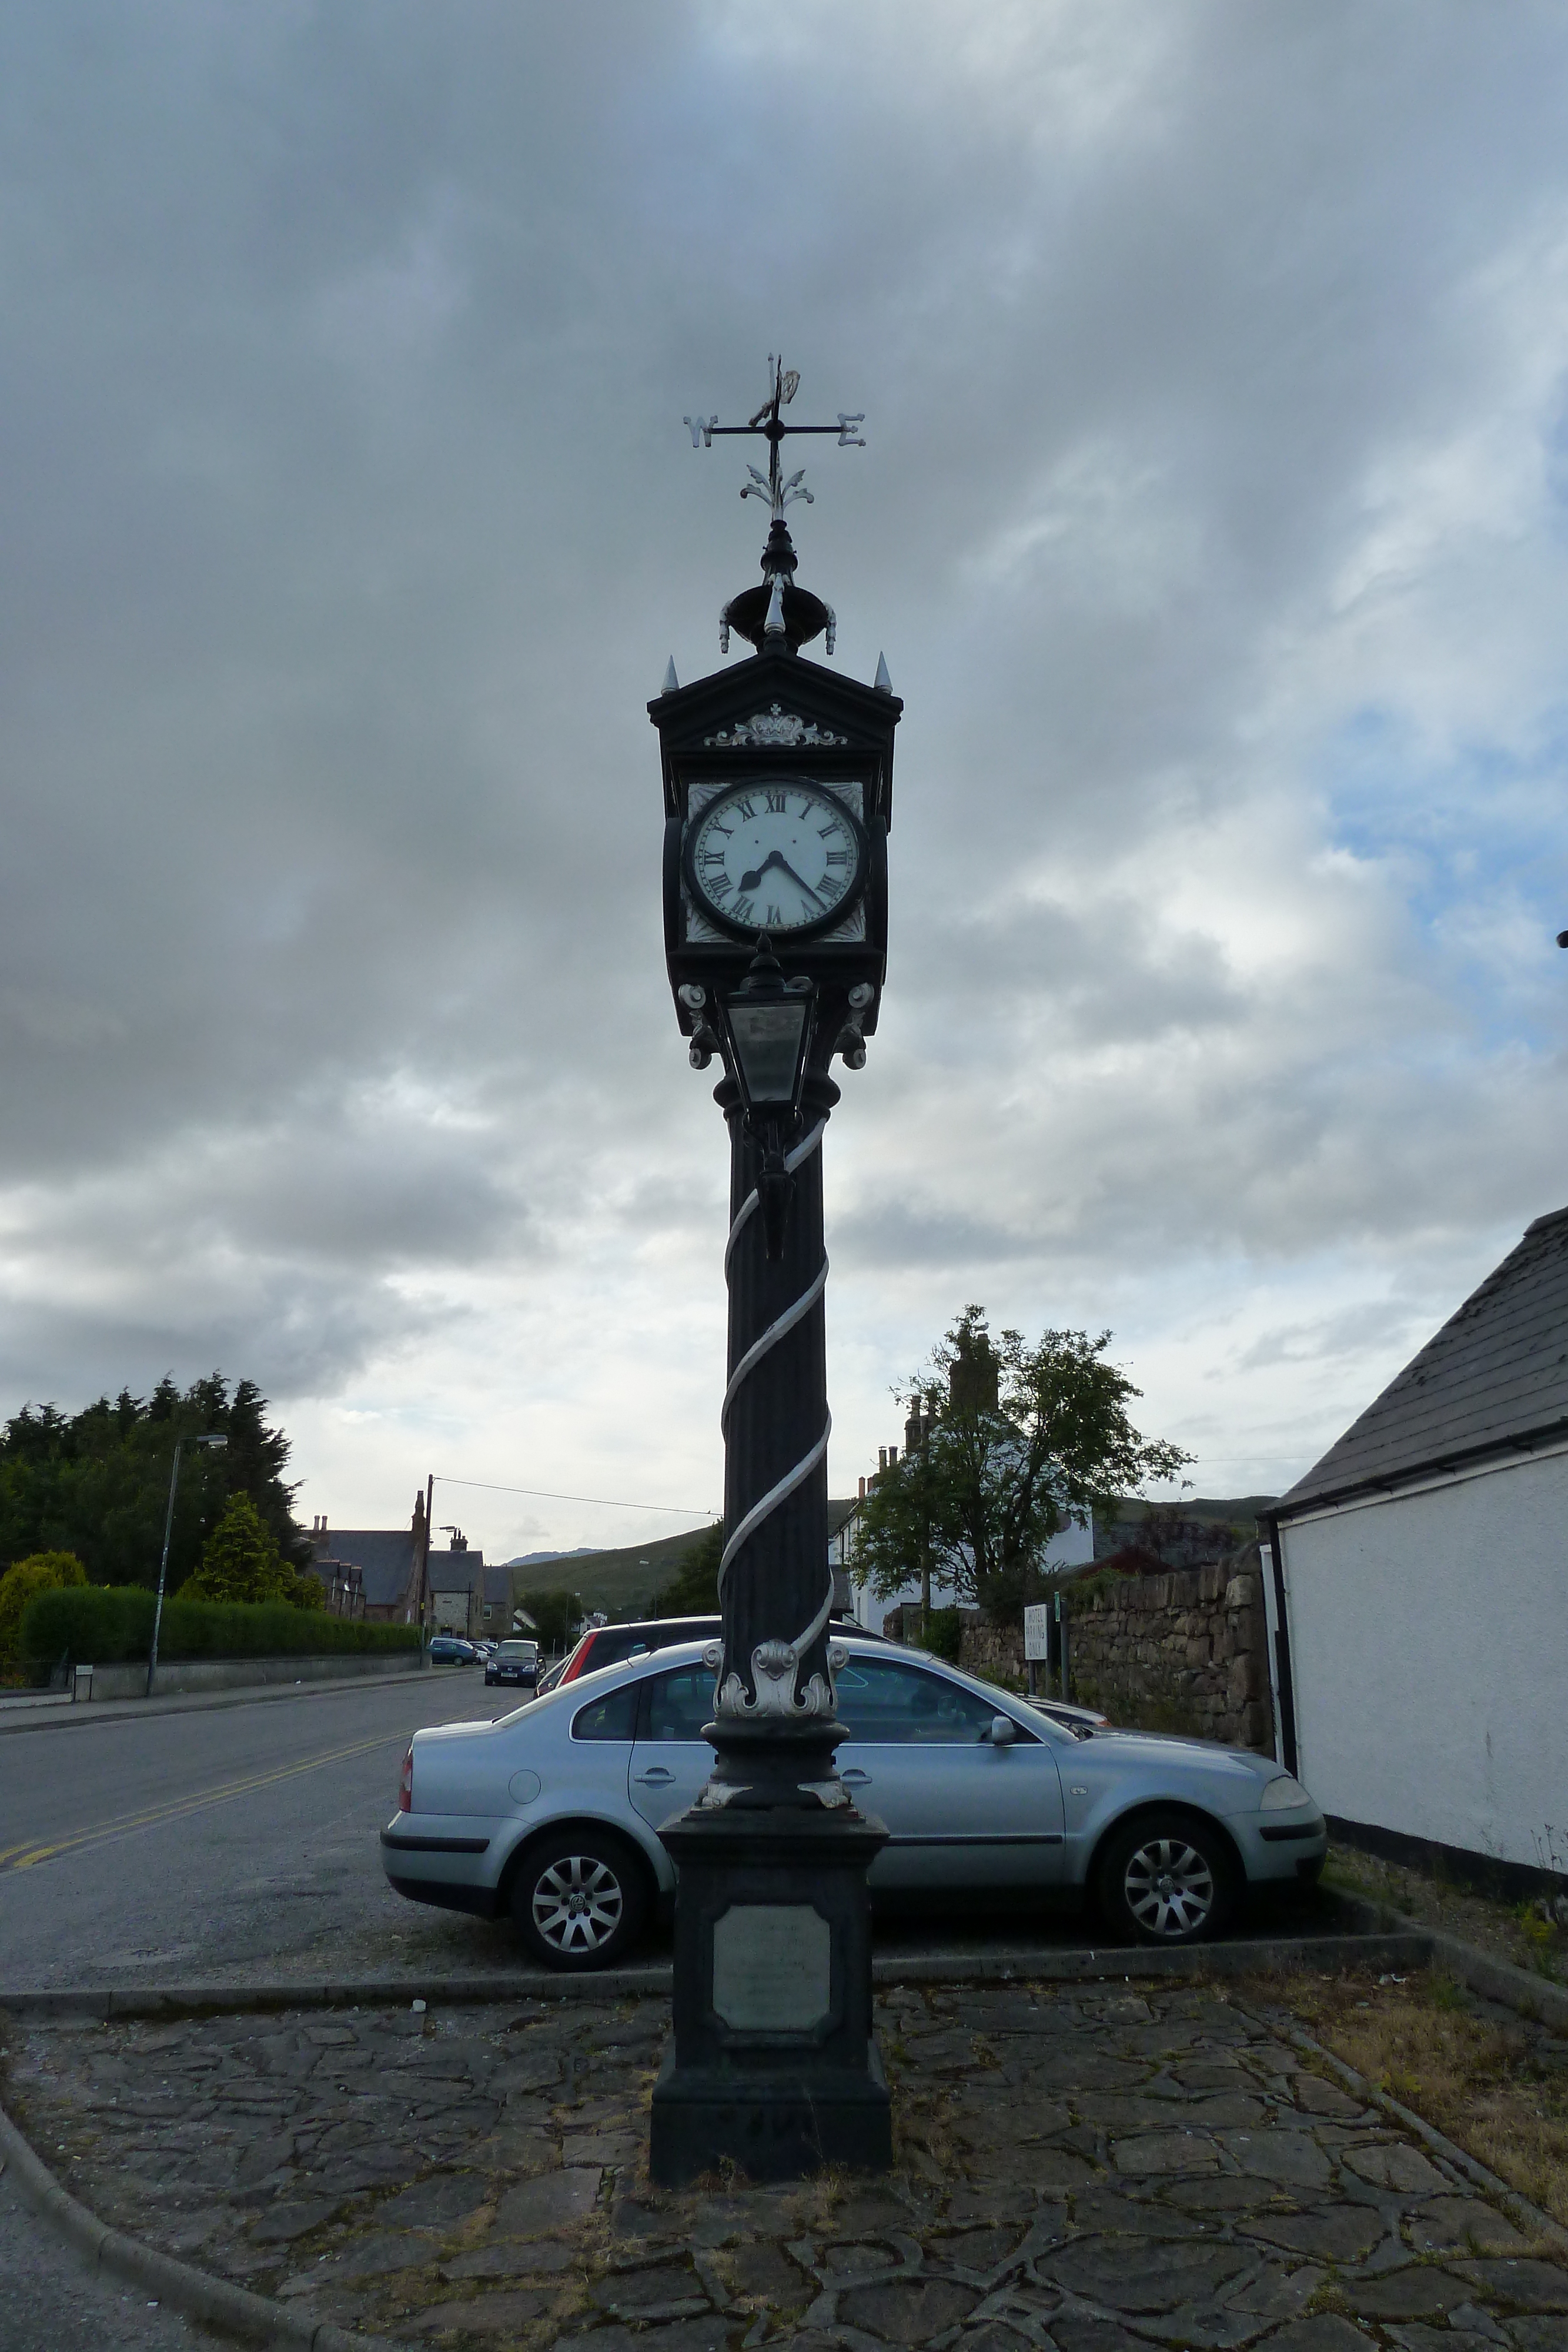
[509,1829,648,1972]
[1095,1808,1236,1946]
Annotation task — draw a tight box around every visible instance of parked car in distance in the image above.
[1028,1695,1113,1735]
[534,1611,882,1698]
[383,1636,1326,1969]
[534,1616,721,1696]
[427,1635,479,1666]
[486,1639,540,1690]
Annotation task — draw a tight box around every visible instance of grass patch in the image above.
[1325,1842,1568,1982]
[1283,1968,1568,2231]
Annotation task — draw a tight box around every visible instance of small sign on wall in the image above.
[1023,1603,1050,1661]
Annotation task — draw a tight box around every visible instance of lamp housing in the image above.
[716,942,814,1129]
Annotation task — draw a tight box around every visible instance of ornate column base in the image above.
[650,1722,891,2186]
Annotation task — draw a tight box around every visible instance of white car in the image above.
[382,1638,1326,1970]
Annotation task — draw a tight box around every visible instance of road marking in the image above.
[0,1731,403,1875]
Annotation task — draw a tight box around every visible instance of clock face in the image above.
[684,779,867,940]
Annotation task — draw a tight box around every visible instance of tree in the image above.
[0,1375,306,1589]
[183,1493,320,1609]
[516,1588,579,1654]
[0,1551,87,1675]
[648,1524,723,1619]
[852,1308,1193,1627]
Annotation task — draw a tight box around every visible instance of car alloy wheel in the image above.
[1123,1834,1213,1937]
[511,1830,647,1970]
[1097,1808,1234,1946]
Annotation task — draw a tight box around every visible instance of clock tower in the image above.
[647,360,900,2183]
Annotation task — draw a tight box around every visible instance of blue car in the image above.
[427,1635,478,1665]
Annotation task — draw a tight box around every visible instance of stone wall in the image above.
[959,1545,1275,1753]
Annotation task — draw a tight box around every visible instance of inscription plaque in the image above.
[710,1903,832,2034]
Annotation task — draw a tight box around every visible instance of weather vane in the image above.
[683,359,865,657]
[686,355,865,522]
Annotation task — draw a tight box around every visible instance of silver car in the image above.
[381,1638,1326,1970]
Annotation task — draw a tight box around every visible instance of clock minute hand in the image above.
[773,856,829,910]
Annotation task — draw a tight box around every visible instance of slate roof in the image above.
[1279,1205,1568,1516]
[317,1529,420,1611]
[426,1549,486,1592]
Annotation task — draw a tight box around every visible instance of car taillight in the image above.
[399,1743,413,1811]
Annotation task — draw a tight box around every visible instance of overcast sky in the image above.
[5,2,1568,1559]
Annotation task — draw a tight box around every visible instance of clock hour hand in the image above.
[735,848,786,893]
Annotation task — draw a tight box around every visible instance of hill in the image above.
[511,1502,861,1621]
[510,1524,717,1620]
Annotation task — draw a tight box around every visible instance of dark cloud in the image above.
[4,2,1568,1523]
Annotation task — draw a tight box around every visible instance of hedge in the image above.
[20,1585,420,1673]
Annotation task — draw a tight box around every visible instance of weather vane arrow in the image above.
[684,354,865,522]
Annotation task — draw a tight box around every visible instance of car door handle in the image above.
[840,1768,871,1786]
[634,1767,675,1785]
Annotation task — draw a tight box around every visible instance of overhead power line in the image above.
[433,1474,716,1517]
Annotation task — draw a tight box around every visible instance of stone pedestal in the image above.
[649,1720,890,2185]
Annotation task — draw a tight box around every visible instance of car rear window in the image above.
[571,1682,639,1741]
[588,1630,653,1669]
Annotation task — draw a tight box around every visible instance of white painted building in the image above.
[1263,1207,1568,1883]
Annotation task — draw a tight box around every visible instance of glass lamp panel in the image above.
[727,1000,807,1104]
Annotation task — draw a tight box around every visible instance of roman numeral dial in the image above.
[684,777,868,940]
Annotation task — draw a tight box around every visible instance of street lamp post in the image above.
[647,359,901,2183]
[147,1434,228,1697]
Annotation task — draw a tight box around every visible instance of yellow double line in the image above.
[0,1730,401,1875]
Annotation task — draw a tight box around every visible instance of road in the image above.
[0,2186,216,2352]
[0,1668,503,1990]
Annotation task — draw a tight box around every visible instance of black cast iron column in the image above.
[716,1068,835,1714]
[649,1059,891,2183]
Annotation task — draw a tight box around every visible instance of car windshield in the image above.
[497,1642,536,1658]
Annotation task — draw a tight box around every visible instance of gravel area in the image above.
[4,1979,1568,2350]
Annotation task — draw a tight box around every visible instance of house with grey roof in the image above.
[1262,1206,1568,1887]
[425,1534,489,1639]
[309,1495,428,1622]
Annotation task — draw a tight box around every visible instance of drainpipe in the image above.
[1258,1511,1298,1776]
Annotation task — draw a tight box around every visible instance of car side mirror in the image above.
[989,1715,1016,1747]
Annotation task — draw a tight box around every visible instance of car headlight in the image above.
[1260,1774,1313,1810]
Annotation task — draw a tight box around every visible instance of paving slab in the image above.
[2,1977,1563,2350]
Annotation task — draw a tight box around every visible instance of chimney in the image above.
[878,1447,887,1474]
[888,1446,898,1469]
[412,1491,426,1535]
[858,1476,866,1501]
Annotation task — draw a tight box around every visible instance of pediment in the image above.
[649,649,901,759]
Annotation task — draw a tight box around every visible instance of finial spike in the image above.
[764,574,787,639]
[662,657,679,695]
[874,651,892,693]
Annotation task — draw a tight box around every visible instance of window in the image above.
[834,1658,1018,1745]
[645,1666,717,1742]
[571,1682,638,1741]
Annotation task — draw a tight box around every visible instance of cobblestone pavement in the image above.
[3,1982,1566,2352]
